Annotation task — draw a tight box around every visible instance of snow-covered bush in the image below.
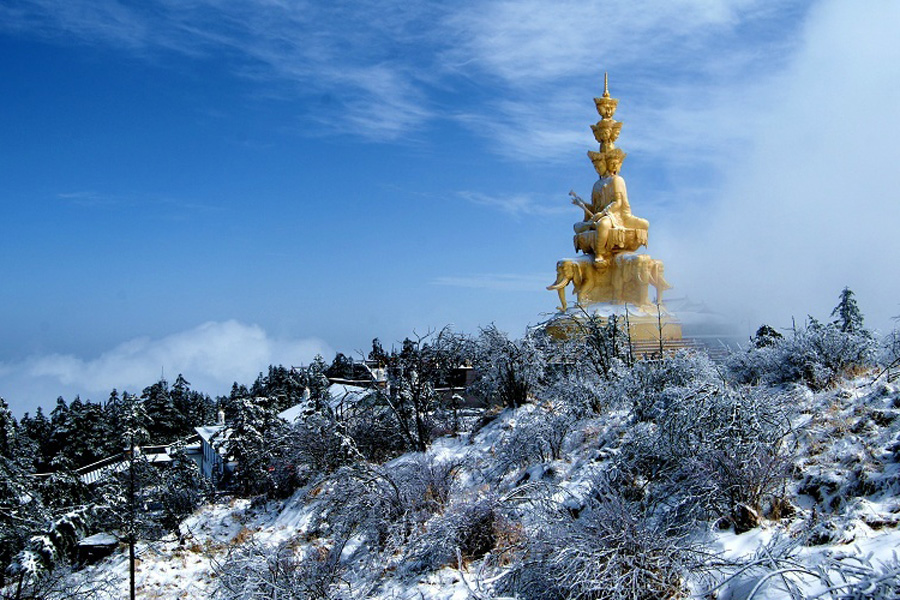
[472,326,546,409]
[154,449,214,531]
[401,492,500,575]
[497,482,691,600]
[879,326,900,370]
[541,374,604,417]
[568,311,634,381]
[343,397,409,462]
[282,411,362,485]
[600,349,720,421]
[8,505,94,588]
[619,385,795,532]
[493,401,579,473]
[213,537,348,600]
[728,319,876,390]
[309,454,461,553]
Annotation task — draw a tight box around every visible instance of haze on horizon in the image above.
[2,0,898,414]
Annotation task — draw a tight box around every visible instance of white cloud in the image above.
[0,321,331,414]
[432,273,549,292]
[0,0,804,154]
[459,190,569,217]
[441,0,801,163]
[0,0,442,140]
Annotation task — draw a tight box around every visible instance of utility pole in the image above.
[657,302,665,357]
[129,429,136,600]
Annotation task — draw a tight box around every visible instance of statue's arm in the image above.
[612,176,629,211]
[569,190,594,219]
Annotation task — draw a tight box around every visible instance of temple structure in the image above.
[546,74,681,342]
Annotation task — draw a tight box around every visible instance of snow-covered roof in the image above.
[78,450,173,485]
[277,384,373,424]
[327,383,372,408]
[78,532,118,547]
[195,425,226,444]
[276,402,305,424]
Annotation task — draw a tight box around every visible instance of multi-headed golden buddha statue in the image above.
[547,74,670,316]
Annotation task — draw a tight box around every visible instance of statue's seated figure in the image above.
[571,149,648,263]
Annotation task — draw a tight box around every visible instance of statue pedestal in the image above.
[542,303,683,343]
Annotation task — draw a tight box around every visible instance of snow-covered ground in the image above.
[71,372,900,599]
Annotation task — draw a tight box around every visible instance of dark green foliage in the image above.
[171,374,215,434]
[368,337,388,365]
[37,458,91,512]
[142,380,182,443]
[0,398,46,586]
[325,352,355,380]
[832,286,866,334]
[753,324,783,348]
[154,450,213,531]
[249,366,306,414]
[18,407,52,472]
[219,395,290,497]
[303,356,332,412]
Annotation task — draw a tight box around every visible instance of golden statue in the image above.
[547,74,674,330]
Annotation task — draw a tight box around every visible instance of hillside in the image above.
[65,358,900,599]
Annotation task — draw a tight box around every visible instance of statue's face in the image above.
[606,158,621,174]
[593,160,607,177]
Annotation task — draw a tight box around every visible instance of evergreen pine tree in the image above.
[369,337,388,365]
[831,286,867,334]
[220,395,285,496]
[306,355,331,412]
[753,324,783,348]
[19,407,52,472]
[0,398,46,585]
[142,379,181,442]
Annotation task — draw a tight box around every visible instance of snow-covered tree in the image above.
[219,394,287,497]
[831,286,867,334]
[0,398,46,586]
[472,325,545,409]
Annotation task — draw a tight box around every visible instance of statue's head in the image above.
[588,150,607,177]
[605,148,626,174]
[594,96,618,120]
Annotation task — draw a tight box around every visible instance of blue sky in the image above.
[2,0,899,414]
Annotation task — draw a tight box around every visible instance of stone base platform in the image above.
[541,304,683,343]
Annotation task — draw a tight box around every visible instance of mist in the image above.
[657,0,900,336]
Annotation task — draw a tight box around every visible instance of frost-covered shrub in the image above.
[4,562,119,600]
[493,402,579,472]
[619,386,795,532]
[343,399,408,463]
[542,374,604,417]
[823,555,900,600]
[309,454,460,552]
[728,319,876,390]
[213,537,347,600]
[879,327,900,370]
[282,411,361,485]
[498,484,690,600]
[600,350,720,420]
[401,493,500,575]
[155,450,214,531]
[8,505,94,587]
[569,311,634,380]
[472,326,546,409]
